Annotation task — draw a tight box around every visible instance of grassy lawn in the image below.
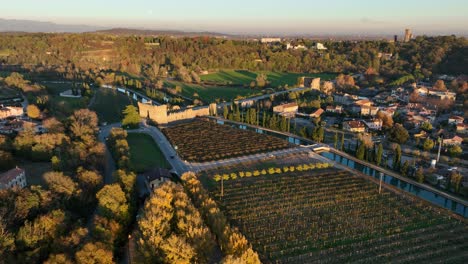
[201,70,337,88]
[127,133,170,173]
[38,82,89,119]
[90,88,133,124]
[166,81,260,102]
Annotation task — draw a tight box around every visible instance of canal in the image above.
[321,152,468,218]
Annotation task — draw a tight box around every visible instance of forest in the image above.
[0,33,466,89]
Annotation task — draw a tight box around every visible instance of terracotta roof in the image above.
[344,120,365,128]
[0,167,25,185]
[449,116,464,120]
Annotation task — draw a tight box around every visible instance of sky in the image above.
[2,0,468,35]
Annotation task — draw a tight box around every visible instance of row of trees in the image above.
[182,172,261,263]
[136,181,215,263]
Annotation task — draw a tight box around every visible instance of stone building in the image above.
[0,167,27,189]
[138,102,217,124]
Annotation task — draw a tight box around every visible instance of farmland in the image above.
[127,133,170,173]
[162,120,291,162]
[90,88,133,123]
[205,168,468,263]
[166,81,259,102]
[200,70,337,88]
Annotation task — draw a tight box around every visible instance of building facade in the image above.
[0,167,27,189]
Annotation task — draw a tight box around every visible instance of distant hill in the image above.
[0,19,230,37]
[0,18,104,33]
[95,28,230,37]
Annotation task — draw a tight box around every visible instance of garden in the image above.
[205,168,468,263]
[162,120,291,162]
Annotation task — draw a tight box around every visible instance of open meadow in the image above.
[201,70,336,87]
[127,133,170,173]
[166,81,259,102]
[90,88,133,123]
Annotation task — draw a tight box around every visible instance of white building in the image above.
[261,38,281,43]
[315,43,327,50]
[0,167,27,189]
[0,106,24,119]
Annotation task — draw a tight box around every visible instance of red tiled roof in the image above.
[0,167,25,185]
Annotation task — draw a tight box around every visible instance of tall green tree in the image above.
[393,144,402,170]
[375,143,383,166]
[122,105,140,128]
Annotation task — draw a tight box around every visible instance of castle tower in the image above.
[404,29,412,42]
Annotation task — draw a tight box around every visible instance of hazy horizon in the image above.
[2,0,468,35]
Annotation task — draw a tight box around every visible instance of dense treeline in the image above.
[0,34,466,85]
[0,109,110,263]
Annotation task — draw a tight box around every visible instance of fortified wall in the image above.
[138,102,217,124]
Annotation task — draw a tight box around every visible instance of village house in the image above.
[0,167,27,189]
[273,102,298,117]
[442,136,463,146]
[363,119,383,130]
[0,106,24,119]
[310,108,324,118]
[326,105,342,114]
[333,93,357,106]
[342,120,366,133]
[456,123,468,134]
[143,168,172,190]
[448,116,464,125]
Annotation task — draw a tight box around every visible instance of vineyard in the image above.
[162,120,290,162]
[208,169,468,263]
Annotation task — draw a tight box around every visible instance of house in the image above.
[0,167,27,189]
[448,116,464,125]
[273,102,298,117]
[343,120,366,133]
[326,105,343,114]
[315,43,327,50]
[354,99,372,107]
[364,119,383,130]
[442,136,463,146]
[456,123,468,134]
[144,168,172,190]
[286,43,307,50]
[310,108,324,118]
[333,93,357,105]
[0,106,24,119]
[261,38,281,43]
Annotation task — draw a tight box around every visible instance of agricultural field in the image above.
[200,70,337,88]
[127,133,170,173]
[166,81,259,102]
[90,88,133,123]
[162,120,291,162]
[205,168,468,263]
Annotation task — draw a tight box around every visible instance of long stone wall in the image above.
[138,102,216,124]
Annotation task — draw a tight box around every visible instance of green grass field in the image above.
[127,133,170,173]
[201,70,337,88]
[90,88,133,124]
[166,81,260,102]
[38,82,89,119]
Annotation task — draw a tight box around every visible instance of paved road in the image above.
[98,123,122,184]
